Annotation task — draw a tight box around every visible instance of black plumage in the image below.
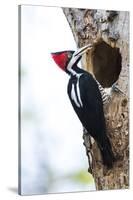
[67,66,115,168]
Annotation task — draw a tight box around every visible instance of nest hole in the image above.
[92,41,122,88]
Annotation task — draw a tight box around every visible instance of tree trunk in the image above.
[63,8,129,190]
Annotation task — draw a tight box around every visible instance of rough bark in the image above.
[63,8,129,190]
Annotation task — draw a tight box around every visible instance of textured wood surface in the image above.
[63,8,129,190]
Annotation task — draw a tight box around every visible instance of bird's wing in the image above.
[67,73,106,141]
[79,73,107,139]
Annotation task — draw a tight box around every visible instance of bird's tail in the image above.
[97,136,115,168]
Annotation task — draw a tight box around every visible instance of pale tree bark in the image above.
[63,8,129,190]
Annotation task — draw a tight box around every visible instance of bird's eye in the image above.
[68,54,71,59]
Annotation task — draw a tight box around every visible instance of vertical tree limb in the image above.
[63,8,129,190]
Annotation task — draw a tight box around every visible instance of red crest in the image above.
[51,52,68,71]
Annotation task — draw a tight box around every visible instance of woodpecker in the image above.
[51,44,115,168]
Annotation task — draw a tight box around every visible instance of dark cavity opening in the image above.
[92,41,122,88]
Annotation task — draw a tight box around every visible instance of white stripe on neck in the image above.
[76,74,83,107]
[71,84,80,107]
[67,56,77,75]
[70,74,83,108]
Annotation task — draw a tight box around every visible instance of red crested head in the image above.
[51,44,93,73]
[51,51,74,71]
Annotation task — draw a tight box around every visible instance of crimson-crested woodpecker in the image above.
[51,44,115,168]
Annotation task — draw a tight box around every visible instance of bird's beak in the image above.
[74,44,93,57]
